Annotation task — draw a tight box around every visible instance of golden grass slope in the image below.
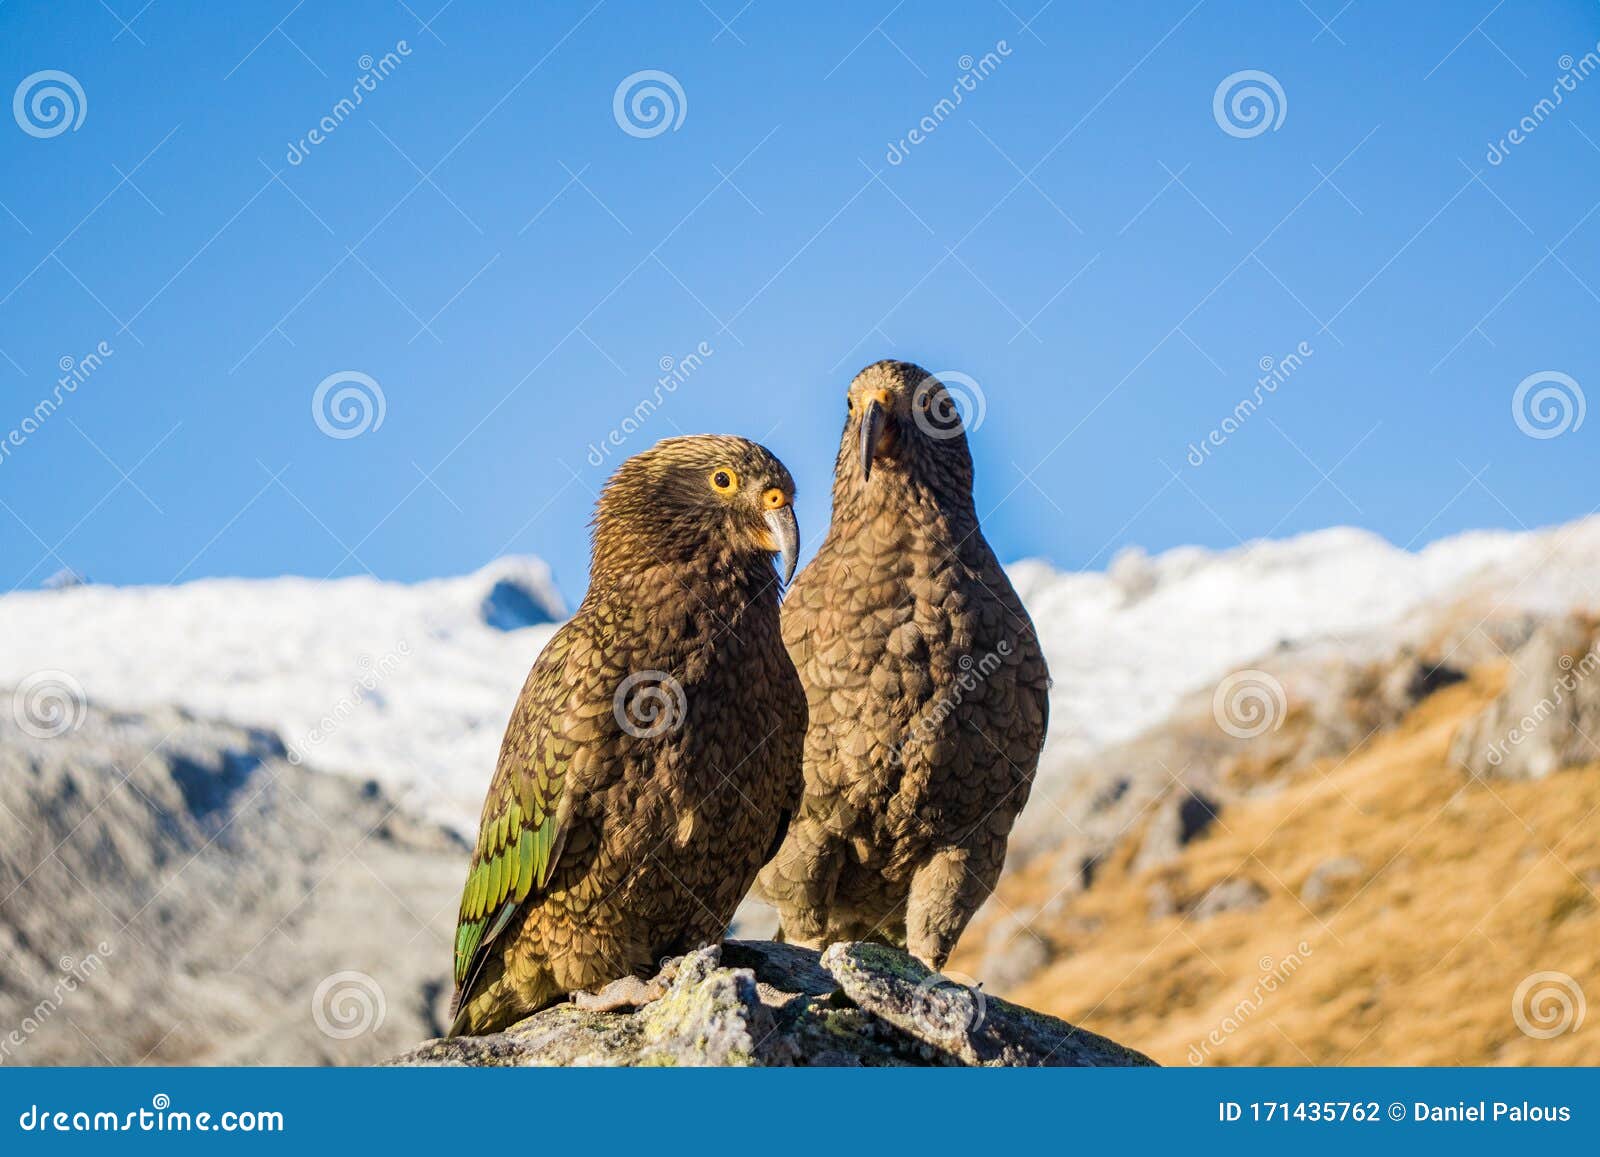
[956,669,1600,1065]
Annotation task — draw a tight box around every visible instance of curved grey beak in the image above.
[764,505,800,587]
[859,398,885,482]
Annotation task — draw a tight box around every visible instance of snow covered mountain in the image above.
[1017,517,1600,766]
[4,519,1598,835]
[0,557,565,833]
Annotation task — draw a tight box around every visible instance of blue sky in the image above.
[1,1,1597,605]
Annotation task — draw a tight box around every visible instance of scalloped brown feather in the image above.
[759,362,1050,971]
[450,435,806,1036]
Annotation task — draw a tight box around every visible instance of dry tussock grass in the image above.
[957,669,1600,1065]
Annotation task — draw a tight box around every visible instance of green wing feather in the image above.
[452,630,578,995]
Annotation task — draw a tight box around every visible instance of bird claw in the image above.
[572,974,668,1013]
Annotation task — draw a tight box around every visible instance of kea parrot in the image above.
[758,360,1049,972]
[449,435,806,1036]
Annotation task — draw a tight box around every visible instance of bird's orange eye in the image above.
[710,468,739,494]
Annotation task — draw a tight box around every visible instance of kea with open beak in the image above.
[759,361,1049,972]
[449,435,805,1035]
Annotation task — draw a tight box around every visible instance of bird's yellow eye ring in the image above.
[710,467,739,494]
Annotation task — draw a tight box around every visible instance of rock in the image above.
[1300,855,1365,909]
[727,895,781,940]
[391,940,1155,1068]
[720,939,835,998]
[480,578,559,632]
[42,567,88,590]
[822,942,1154,1067]
[1133,786,1222,871]
[395,947,783,1067]
[0,698,467,1065]
[1146,879,1178,920]
[978,914,1052,990]
[1190,878,1268,920]
[1379,652,1466,713]
[1450,615,1600,781]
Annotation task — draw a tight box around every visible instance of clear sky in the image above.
[1,1,1597,605]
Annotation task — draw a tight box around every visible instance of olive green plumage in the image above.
[450,435,806,1037]
[759,360,1049,971]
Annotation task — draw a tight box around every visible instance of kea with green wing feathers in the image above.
[758,360,1049,972]
[450,435,806,1037]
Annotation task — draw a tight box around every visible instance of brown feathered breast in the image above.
[450,435,806,1035]
[760,362,1049,970]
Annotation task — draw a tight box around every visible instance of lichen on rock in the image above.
[390,940,1155,1068]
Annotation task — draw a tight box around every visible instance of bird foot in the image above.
[572,974,669,1013]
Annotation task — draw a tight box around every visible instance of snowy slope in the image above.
[0,557,564,832]
[4,519,1598,834]
[1019,518,1600,764]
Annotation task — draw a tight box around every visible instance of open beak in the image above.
[859,398,886,482]
[763,505,800,587]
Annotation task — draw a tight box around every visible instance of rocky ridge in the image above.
[391,940,1155,1067]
